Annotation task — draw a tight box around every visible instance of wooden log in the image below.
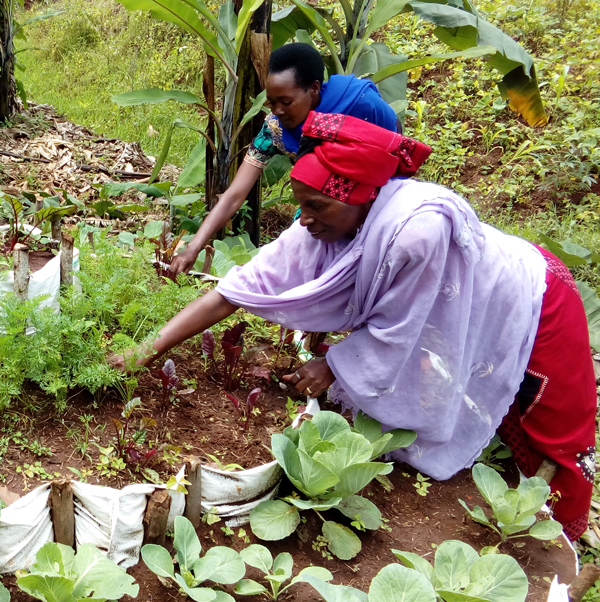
[143,489,172,547]
[60,233,74,286]
[50,479,74,547]
[569,563,600,602]
[51,218,61,241]
[13,244,30,300]
[87,231,95,254]
[184,456,203,528]
[202,245,215,275]
[535,458,558,484]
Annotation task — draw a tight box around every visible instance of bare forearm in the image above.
[151,289,238,359]
[187,195,244,254]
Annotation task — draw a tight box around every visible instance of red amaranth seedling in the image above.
[111,397,157,465]
[155,358,179,406]
[224,387,261,431]
[202,329,216,361]
[221,321,248,391]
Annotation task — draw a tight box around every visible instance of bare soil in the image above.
[1,341,577,602]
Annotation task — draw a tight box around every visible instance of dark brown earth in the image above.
[1,342,577,602]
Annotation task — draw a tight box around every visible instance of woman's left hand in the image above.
[283,357,336,398]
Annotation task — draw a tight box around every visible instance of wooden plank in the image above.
[143,489,172,547]
[184,456,203,528]
[569,563,600,602]
[50,479,75,547]
[202,245,214,275]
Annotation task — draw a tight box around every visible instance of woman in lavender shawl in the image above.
[111,112,595,540]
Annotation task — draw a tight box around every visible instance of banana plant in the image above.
[1,0,63,119]
[272,0,547,127]
[113,0,270,241]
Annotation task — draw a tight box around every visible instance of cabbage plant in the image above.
[15,542,138,602]
[250,410,416,560]
[304,540,529,602]
[141,515,245,602]
[459,463,563,549]
[234,544,332,600]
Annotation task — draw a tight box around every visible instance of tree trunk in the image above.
[202,55,216,211]
[0,0,18,121]
[230,0,272,246]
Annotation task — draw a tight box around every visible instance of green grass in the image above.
[16,0,209,167]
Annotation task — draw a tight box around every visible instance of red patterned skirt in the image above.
[499,246,597,540]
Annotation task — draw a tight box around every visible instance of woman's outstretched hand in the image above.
[283,357,336,398]
[108,344,156,374]
[168,247,199,280]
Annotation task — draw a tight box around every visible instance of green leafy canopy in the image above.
[142,515,244,602]
[303,541,528,602]
[250,411,415,559]
[16,542,139,602]
[459,464,563,544]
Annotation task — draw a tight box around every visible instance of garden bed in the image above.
[0,342,578,602]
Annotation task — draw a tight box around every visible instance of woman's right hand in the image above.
[168,247,200,280]
[108,345,156,374]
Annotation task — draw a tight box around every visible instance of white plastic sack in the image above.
[0,484,53,573]
[71,481,186,569]
[0,243,80,312]
[201,461,283,527]
[200,398,320,527]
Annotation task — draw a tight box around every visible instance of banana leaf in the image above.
[352,43,407,119]
[576,281,600,353]
[403,1,547,126]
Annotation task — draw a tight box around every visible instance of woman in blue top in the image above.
[168,43,398,278]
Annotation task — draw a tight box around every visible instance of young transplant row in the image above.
[0,409,563,601]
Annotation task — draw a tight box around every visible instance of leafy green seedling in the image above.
[475,434,512,471]
[142,515,245,602]
[234,544,332,601]
[413,473,431,497]
[459,463,563,549]
[205,453,244,472]
[0,191,77,252]
[195,235,259,277]
[304,540,529,602]
[16,542,138,601]
[250,411,415,560]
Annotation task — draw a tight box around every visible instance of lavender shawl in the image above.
[217,180,547,479]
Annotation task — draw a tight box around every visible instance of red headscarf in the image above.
[291,111,432,205]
